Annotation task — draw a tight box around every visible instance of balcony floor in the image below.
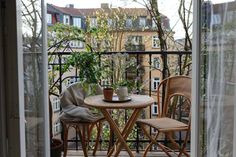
[65,150,172,157]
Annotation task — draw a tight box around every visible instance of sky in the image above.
[46,0,234,39]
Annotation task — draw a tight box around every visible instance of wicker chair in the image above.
[58,83,106,157]
[137,76,191,157]
[60,114,104,157]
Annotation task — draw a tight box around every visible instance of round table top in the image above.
[84,94,154,109]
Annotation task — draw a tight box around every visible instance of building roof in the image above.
[213,1,236,13]
[49,4,83,17]
[78,8,152,17]
[48,4,168,19]
[47,3,170,29]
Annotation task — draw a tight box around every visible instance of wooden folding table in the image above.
[84,94,154,157]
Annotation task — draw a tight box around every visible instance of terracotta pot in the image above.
[103,88,114,100]
[51,138,63,157]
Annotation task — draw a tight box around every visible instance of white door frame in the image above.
[191,0,201,157]
[2,0,49,156]
[0,1,7,156]
[42,0,50,156]
[4,0,26,156]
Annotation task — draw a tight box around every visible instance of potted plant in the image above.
[102,53,137,99]
[103,86,114,100]
[115,80,129,100]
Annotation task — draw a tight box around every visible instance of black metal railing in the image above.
[48,50,192,152]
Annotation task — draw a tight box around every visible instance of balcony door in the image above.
[0,0,49,157]
[193,0,236,156]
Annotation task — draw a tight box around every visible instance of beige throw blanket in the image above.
[59,82,102,122]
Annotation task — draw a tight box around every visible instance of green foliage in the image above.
[66,52,101,84]
[48,23,85,48]
[86,8,137,52]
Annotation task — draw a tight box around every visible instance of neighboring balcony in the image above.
[125,44,145,51]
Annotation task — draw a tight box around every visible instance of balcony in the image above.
[124,44,145,51]
[48,45,192,156]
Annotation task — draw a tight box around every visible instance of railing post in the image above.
[58,54,62,93]
[179,54,183,145]
[149,54,152,97]
[136,125,140,153]
[179,54,182,75]
[136,54,140,94]
[148,53,153,150]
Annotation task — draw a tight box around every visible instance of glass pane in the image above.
[200,1,236,156]
[21,0,47,156]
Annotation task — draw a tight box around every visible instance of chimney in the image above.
[101,3,109,9]
[66,4,74,8]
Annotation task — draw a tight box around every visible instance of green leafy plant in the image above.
[67,52,101,84]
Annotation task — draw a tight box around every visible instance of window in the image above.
[52,97,60,112]
[126,18,132,28]
[48,65,52,71]
[53,122,61,135]
[67,77,79,86]
[152,36,160,48]
[127,36,143,45]
[73,17,81,28]
[151,77,160,91]
[90,18,97,27]
[101,79,109,86]
[152,57,161,69]
[152,102,158,115]
[139,17,146,27]
[47,13,52,24]
[91,38,98,48]
[152,128,158,134]
[70,41,83,48]
[63,15,70,25]
[226,11,235,22]
[152,18,157,28]
[107,19,113,27]
[211,14,221,25]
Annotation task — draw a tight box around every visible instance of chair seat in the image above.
[137,117,188,132]
[60,113,105,124]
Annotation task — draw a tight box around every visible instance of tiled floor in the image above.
[65,150,170,157]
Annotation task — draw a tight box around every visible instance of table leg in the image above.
[113,109,141,157]
[100,108,135,157]
[107,109,140,156]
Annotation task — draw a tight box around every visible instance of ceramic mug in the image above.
[116,86,128,100]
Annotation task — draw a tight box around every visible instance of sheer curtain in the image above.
[202,1,236,156]
[21,0,49,156]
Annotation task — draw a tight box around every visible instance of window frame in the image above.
[152,18,157,28]
[107,18,113,27]
[151,77,160,91]
[127,35,143,45]
[73,17,81,28]
[70,40,84,48]
[46,13,52,24]
[152,57,161,69]
[53,122,61,135]
[152,102,158,115]
[139,16,146,27]
[52,97,60,112]
[152,35,160,48]
[126,18,133,28]
[191,0,201,156]
[90,17,97,27]
[63,15,70,25]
